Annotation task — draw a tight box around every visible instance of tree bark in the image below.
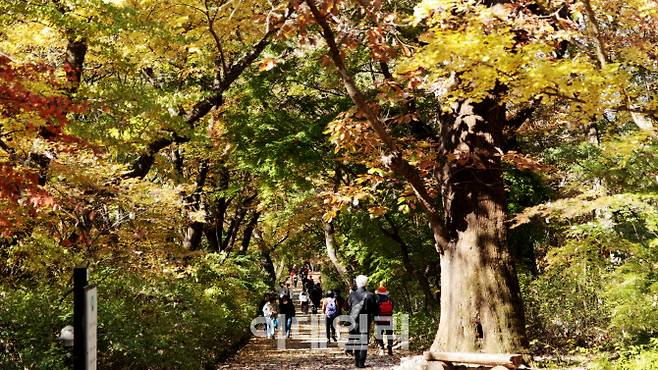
[432,97,527,353]
[239,211,260,254]
[307,1,527,353]
[260,249,277,289]
[379,217,437,309]
[182,160,209,250]
[205,167,230,251]
[323,219,350,283]
[63,34,87,95]
[324,167,350,284]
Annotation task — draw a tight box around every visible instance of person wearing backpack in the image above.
[322,291,339,343]
[346,275,379,368]
[375,285,394,356]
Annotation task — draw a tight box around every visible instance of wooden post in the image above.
[73,266,88,370]
[423,351,524,369]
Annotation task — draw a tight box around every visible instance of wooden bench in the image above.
[423,350,525,369]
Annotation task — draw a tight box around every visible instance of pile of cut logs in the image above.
[423,351,527,370]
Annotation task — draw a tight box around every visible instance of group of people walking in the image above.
[260,292,296,339]
[260,266,395,369]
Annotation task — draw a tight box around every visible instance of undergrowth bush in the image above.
[593,338,658,370]
[0,252,268,369]
[520,220,658,359]
[405,310,439,351]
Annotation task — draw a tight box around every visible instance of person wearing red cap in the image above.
[375,285,394,356]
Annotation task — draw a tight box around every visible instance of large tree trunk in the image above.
[307,1,526,354]
[432,97,527,353]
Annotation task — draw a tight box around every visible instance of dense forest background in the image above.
[1,0,658,369]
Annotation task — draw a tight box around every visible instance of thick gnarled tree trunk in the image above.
[433,98,527,353]
[307,0,527,354]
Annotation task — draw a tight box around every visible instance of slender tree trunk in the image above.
[63,34,87,95]
[323,220,350,283]
[183,161,208,250]
[239,211,260,254]
[260,249,277,289]
[323,168,350,284]
[432,97,527,353]
[380,220,437,309]
[205,167,230,251]
[221,206,247,251]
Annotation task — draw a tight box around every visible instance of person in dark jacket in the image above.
[346,274,379,368]
[279,295,296,339]
[309,282,323,314]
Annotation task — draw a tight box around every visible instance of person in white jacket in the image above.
[299,289,309,314]
[262,297,279,338]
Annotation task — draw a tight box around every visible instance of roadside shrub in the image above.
[593,338,658,370]
[405,310,439,351]
[0,253,268,369]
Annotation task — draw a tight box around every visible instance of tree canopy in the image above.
[2,0,658,368]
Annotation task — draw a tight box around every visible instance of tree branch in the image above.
[306,0,448,253]
[124,5,293,179]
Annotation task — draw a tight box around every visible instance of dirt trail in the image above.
[218,272,408,369]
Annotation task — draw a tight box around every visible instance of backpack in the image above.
[378,299,393,316]
[325,298,337,318]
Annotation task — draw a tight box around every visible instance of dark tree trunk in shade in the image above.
[260,249,276,289]
[205,167,230,251]
[239,211,260,254]
[379,218,437,309]
[182,161,209,251]
[63,34,87,95]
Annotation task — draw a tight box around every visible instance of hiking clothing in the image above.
[279,299,295,318]
[346,287,379,367]
[325,315,337,341]
[375,294,394,353]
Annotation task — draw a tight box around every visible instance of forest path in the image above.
[218,272,408,370]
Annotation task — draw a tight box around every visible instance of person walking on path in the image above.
[299,289,310,314]
[262,296,279,339]
[374,285,394,356]
[283,282,292,299]
[346,275,379,368]
[322,291,339,343]
[279,295,296,339]
[310,282,323,314]
[305,276,314,293]
[277,282,286,299]
[300,265,308,287]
